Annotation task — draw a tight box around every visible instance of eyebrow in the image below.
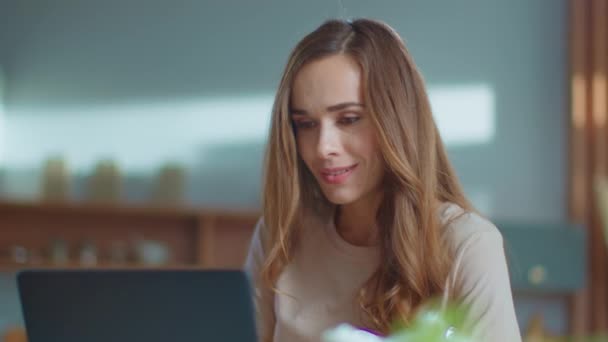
[290,102,365,115]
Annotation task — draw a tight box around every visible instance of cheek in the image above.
[354,136,383,177]
[296,135,315,168]
[348,131,379,162]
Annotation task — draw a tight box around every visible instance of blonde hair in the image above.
[260,18,472,337]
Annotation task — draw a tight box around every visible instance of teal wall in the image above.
[0,0,569,335]
[0,0,566,220]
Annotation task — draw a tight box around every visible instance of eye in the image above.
[339,116,360,125]
[293,120,317,130]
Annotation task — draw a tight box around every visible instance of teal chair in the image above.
[497,221,586,293]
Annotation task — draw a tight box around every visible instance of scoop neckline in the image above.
[322,202,458,259]
[323,209,379,261]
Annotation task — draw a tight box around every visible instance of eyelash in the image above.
[339,117,360,125]
[293,116,360,130]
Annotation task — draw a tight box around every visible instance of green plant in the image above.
[323,301,475,342]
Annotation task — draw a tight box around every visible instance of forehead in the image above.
[290,54,363,110]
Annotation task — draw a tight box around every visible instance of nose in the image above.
[316,124,340,158]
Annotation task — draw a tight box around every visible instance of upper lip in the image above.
[320,164,357,174]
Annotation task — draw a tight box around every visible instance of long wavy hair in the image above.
[260,18,473,337]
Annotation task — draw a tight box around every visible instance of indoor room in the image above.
[0,1,605,341]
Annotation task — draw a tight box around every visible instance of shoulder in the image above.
[250,216,267,245]
[244,217,268,271]
[439,202,509,294]
[439,202,504,255]
[438,204,521,341]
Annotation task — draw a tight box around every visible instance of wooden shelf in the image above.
[0,199,258,220]
[0,200,260,271]
[0,260,206,272]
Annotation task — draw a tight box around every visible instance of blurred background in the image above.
[0,0,606,341]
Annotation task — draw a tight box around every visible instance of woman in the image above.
[245,18,521,342]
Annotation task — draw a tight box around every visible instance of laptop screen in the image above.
[17,270,257,342]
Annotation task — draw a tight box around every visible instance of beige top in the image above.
[244,203,522,342]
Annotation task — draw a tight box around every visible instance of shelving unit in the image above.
[0,200,259,271]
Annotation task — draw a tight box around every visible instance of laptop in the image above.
[17,269,258,342]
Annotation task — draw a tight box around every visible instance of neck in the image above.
[335,191,383,246]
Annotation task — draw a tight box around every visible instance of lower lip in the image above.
[320,165,357,185]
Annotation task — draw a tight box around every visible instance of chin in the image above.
[321,189,358,205]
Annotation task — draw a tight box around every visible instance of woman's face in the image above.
[290,54,384,206]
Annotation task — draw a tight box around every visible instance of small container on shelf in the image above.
[108,240,130,265]
[87,159,122,203]
[40,156,71,202]
[151,163,186,206]
[50,238,69,265]
[10,245,28,264]
[5,245,43,267]
[135,239,171,266]
[79,240,98,266]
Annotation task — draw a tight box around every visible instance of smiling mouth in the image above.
[319,164,358,184]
